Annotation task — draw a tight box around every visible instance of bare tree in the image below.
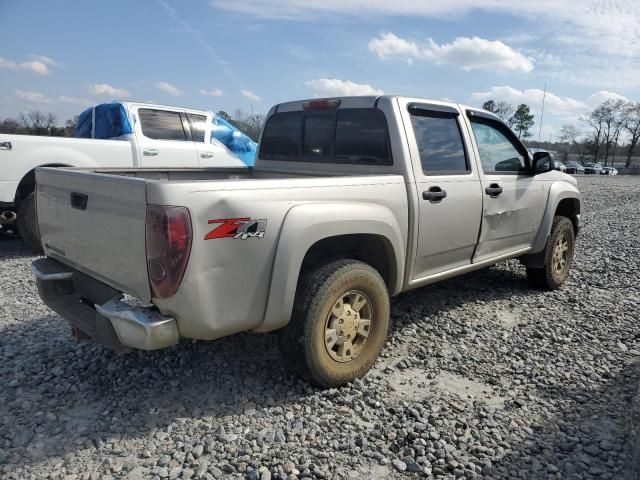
[0,118,20,134]
[482,100,515,124]
[623,102,640,167]
[18,110,57,136]
[598,99,628,166]
[580,105,606,163]
[558,125,588,162]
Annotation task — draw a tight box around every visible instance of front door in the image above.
[404,103,484,280]
[135,107,198,167]
[467,116,545,261]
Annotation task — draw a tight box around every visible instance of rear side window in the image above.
[259,109,392,165]
[139,109,186,141]
[409,109,468,175]
[259,112,302,160]
[187,113,207,143]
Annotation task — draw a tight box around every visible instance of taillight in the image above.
[146,205,192,299]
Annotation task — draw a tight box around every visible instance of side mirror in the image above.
[532,151,553,174]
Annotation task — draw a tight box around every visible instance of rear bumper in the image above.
[32,258,179,351]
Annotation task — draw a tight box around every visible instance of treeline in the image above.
[0,109,265,142]
[0,111,77,136]
[482,98,640,167]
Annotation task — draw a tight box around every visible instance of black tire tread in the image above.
[526,215,574,290]
[16,192,42,251]
[278,259,389,387]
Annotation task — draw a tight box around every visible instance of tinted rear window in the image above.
[139,109,186,141]
[259,109,392,165]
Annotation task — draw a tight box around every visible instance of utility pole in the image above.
[537,82,547,147]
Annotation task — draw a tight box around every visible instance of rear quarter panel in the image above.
[147,175,408,340]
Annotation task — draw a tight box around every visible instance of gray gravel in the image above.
[1,175,640,479]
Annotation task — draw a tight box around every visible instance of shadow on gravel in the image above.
[0,263,541,467]
[494,360,640,479]
[0,235,39,259]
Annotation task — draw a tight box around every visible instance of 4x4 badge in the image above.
[204,217,267,240]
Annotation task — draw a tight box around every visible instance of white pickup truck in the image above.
[32,96,582,387]
[0,101,252,247]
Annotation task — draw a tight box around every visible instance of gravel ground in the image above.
[1,175,639,480]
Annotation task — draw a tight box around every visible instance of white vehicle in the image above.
[0,102,250,247]
[600,167,618,175]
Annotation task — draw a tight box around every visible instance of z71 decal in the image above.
[204,217,267,240]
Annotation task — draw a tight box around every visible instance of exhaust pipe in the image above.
[1,211,17,224]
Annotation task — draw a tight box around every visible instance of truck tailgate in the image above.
[36,168,151,302]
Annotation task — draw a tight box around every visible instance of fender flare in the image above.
[254,202,405,332]
[530,181,582,254]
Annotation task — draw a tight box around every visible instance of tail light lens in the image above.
[146,205,192,299]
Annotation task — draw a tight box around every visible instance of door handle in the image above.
[143,149,159,156]
[422,186,447,203]
[0,141,12,151]
[70,192,88,211]
[485,183,503,198]
[200,152,214,159]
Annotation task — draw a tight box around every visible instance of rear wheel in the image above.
[278,259,390,388]
[16,192,42,251]
[526,216,575,290]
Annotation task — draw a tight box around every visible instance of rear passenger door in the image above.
[403,103,484,280]
[185,113,246,168]
[134,107,197,167]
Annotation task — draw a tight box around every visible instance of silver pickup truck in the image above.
[32,96,582,387]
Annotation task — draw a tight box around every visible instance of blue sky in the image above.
[1,0,638,140]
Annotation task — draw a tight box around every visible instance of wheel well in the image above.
[14,164,69,204]
[555,198,580,232]
[300,234,397,292]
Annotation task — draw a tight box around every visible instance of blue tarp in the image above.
[75,103,133,139]
[211,115,257,166]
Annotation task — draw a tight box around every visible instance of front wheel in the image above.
[278,259,390,388]
[526,216,575,290]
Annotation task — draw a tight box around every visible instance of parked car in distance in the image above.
[32,95,582,388]
[584,162,603,174]
[601,167,618,175]
[553,160,567,172]
[0,101,255,248]
[565,162,584,174]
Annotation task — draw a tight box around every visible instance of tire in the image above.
[526,216,575,290]
[16,192,42,251]
[278,259,390,388]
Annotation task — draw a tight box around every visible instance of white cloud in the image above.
[587,91,629,106]
[29,55,59,66]
[14,90,53,104]
[240,89,261,102]
[156,81,184,96]
[305,78,384,97]
[369,32,533,73]
[0,56,54,75]
[58,96,92,107]
[89,83,130,98]
[471,85,587,117]
[200,88,224,97]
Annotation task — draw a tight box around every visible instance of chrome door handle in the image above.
[143,149,159,156]
[0,141,12,151]
[200,152,214,159]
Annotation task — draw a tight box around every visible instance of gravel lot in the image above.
[1,175,639,480]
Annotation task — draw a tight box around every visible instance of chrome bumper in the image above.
[96,298,179,350]
[32,258,179,351]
